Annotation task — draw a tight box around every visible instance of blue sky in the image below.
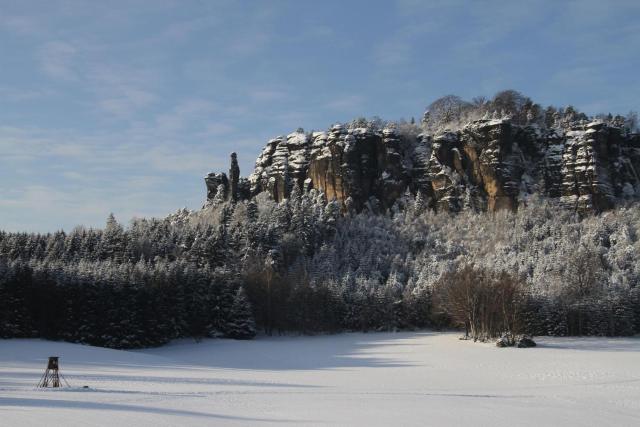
[1,0,638,232]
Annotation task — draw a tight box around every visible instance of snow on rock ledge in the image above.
[206,119,640,213]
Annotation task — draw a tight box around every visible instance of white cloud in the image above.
[98,88,157,119]
[371,21,430,67]
[86,64,162,119]
[373,39,412,66]
[200,123,236,136]
[0,15,41,36]
[61,171,86,181]
[0,119,226,175]
[148,145,222,173]
[249,89,288,102]
[160,15,220,42]
[0,121,230,231]
[0,87,55,101]
[325,95,364,112]
[304,25,335,39]
[0,180,187,232]
[154,99,217,133]
[37,41,78,80]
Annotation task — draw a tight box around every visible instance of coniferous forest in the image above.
[2,194,640,348]
[2,91,640,348]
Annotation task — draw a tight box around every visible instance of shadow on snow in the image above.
[0,396,299,422]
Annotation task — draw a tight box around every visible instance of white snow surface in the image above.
[1,332,640,426]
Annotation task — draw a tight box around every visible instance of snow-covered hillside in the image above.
[1,333,639,426]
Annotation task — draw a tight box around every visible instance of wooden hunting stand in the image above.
[37,356,70,388]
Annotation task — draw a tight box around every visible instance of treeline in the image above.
[0,258,255,348]
[3,187,640,348]
[0,189,339,347]
[433,266,640,343]
[0,189,430,347]
[421,89,638,133]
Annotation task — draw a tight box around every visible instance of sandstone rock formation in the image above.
[206,119,640,213]
[204,171,228,201]
[229,152,240,202]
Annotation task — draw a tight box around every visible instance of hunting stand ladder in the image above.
[37,356,70,388]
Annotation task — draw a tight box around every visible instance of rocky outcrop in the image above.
[204,152,248,204]
[250,131,311,202]
[517,336,537,348]
[206,119,640,213]
[204,172,228,201]
[229,152,240,202]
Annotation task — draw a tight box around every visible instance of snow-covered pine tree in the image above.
[224,287,256,339]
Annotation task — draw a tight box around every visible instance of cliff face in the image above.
[206,119,640,213]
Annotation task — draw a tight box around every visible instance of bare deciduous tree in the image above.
[433,266,525,343]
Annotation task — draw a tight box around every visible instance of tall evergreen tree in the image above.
[224,287,256,339]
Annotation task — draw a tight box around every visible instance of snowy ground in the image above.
[1,332,639,426]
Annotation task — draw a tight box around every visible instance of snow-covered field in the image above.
[1,332,639,426]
